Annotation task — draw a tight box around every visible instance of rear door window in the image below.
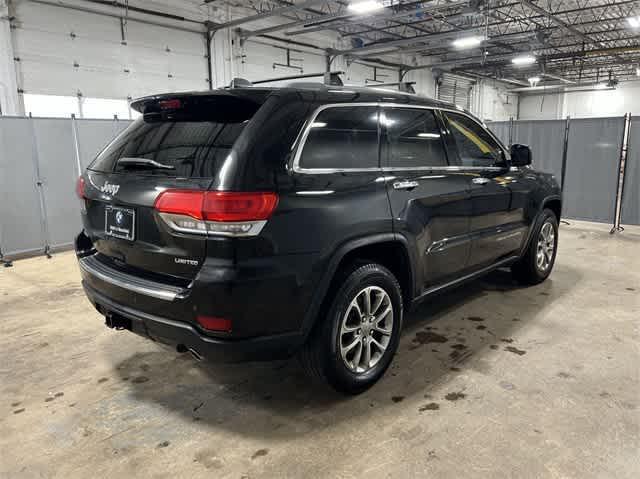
[382,107,448,169]
[299,106,379,170]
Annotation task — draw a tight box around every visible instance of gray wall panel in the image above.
[622,117,639,225]
[562,117,623,223]
[0,118,45,256]
[512,120,566,180]
[487,121,510,146]
[76,119,132,169]
[32,118,81,249]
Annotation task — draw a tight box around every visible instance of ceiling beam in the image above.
[210,0,329,31]
[331,27,484,56]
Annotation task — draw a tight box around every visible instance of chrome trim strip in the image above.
[79,256,186,301]
[158,213,267,238]
[291,102,509,175]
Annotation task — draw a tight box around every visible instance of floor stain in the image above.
[194,449,224,469]
[505,346,526,356]
[157,441,170,448]
[10,402,20,407]
[97,377,109,383]
[476,325,487,330]
[193,402,204,412]
[413,331,449,345]
[419,403,440,411]
[499,381,516,390]
[557,371,574,379]
[132,376,149,384]
[539,292,550,296]
[450,367,461,372]
[490,345,499,350]
[501,338,514,343]
[445,392,467,401]
[13,408,25,414]
[467,316,485,322]
[626,287,635,291]
[251,449,269,460]
[391,396,405,403]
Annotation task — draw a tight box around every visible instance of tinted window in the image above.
[383,108,448,168]
[299,106,379,169]
[90,120,247,177]
[443,111,504,167]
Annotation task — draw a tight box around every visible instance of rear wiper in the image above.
[116,157,175,170]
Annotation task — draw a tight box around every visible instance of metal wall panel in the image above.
[487,121,510,146]
[0,118,45,256]
[32,118,81,249]
[512,120,566,180]
[562,117,624,223]
[75,119,131,169]
[622,117,639,225]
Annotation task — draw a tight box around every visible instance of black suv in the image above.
[75,85,561,394]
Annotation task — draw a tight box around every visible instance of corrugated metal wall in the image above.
[437,73,474,110]
[0,117,131,259]
[486,116,638,226]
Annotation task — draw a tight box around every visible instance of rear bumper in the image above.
[82,281,304,362]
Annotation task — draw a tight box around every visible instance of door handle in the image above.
[393,180,419,190]
[472,177,491,185]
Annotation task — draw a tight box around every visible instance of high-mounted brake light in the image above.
[158,99,182,110]
[154,190,278,237]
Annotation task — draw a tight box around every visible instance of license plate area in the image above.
[105,206,135,241]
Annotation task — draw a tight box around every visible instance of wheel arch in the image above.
[301,234,414,339]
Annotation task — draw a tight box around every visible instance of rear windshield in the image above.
[89,94,260,177]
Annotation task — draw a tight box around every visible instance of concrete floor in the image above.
[1,220,639,478]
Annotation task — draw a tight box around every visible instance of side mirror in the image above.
[510,143,532,167]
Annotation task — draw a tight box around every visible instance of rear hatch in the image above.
[81,91,269,281]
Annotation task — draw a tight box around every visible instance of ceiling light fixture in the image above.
[512,55,536,66]
[348,1,384,14]
[627,16,640,28]
[528,76,541,86]
[452,36,484,49]
[636,66,640,77]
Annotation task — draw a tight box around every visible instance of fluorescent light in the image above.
[310,122,326,128]
[636,66,640,77]
[348,1,384,14]
[512,55,536,66]
[417,133,441,139]
[452,36,484,49]
[628,16,640,28]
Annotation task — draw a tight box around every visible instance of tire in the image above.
[512,208,559,285]
[300,262,403,394]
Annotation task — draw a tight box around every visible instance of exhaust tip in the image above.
[188,348,203,361]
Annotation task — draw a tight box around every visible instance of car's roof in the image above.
[132,83,466,113]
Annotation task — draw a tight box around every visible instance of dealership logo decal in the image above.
[115,211,124,225]
[101,182,120,195]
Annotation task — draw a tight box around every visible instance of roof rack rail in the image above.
[368,81,417,94]
[228,71,344,88]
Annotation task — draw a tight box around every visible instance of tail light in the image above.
[76,176,86,199]
[154,190,278,237]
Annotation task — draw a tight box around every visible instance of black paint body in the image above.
[76,86,561,361]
